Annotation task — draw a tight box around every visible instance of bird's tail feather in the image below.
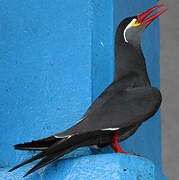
[8,151,47,172]
[23,144,79,177]
[14,136,59,151]
[9,135,82,177]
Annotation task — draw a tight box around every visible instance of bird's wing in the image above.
[55,85,161,138]
[10,84,161,176]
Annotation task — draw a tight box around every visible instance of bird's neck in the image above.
[114,40,151,86]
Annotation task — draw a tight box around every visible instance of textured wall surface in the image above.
[0,0,93,167]
[159,1,179,180]
[0,0,165,179]
[1,154,167,180]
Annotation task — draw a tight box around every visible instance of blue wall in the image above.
[0,0,93,167]
[0,0,165,179]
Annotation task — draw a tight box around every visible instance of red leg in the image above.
[110,141,117,152]
[111,133,139,156]
[113,133,123,153]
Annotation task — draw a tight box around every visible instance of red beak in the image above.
[137,5,168,28]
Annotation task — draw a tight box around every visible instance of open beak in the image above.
[137,5,168,28]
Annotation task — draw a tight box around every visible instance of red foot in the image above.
[110,133,140,156]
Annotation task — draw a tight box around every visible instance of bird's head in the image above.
[120,5,168,46]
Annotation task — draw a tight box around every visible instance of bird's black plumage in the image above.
[9,8,165,177]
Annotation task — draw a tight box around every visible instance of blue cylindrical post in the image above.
[0,0,166,179]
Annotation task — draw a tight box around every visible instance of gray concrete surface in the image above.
[159,1,179,180]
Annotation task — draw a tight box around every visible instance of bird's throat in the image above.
[114,42,150,86]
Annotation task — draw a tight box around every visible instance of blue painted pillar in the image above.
[0,0,166,179]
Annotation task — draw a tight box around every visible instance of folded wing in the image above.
[56,86,162,138]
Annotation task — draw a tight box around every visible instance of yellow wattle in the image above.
[131,20,141,27]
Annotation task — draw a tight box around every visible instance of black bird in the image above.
[9,5,167,177]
